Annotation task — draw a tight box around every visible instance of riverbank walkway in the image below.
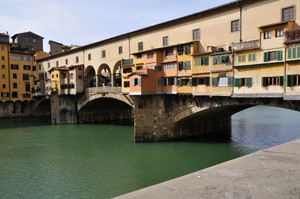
[115,139,300,199]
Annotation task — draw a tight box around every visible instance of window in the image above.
[136,54,142,59]
[1,92,8,97]
[282,6,295,21]
[13,74,17,79]
[32,66,36,71]
[231,20,240,32]
[276,28,283,37]
[48,63,50,68]
[2,65,5,69]
[164,63,174,70]
[12,92,18,98]
[287,47,300,59]
[1,56,4,60]
[76,56,79,63]
[124,81,130,88]
[165,48,173,56]
[287,74,300,87]
[178,61,191,70]
[132,78,141,86]
[147,52,153,59]
[264,31,271,39]
[262,76,283,86]
[23,65,31,70]
[238,55,246,63]
[1,46,4,51]
[26,56,32,61]
[192,77,210,86]
[11,64,18,70]
[200,57,209,66]
[2,74,5,79]
[13,83,17,88]
[66,59,68,65]
[12,55,18,61]
[193,29,200,40]
[163,36,168,46]
[213,55,230,65]
[264,50,283,62]
[23,74,29,80]
[177,45,190,55]
[119,46,123,54]
[88,54,91,60]
[248,53,256,62]
[56,61,59,67]
[138,42,143,51]
[25,83,30,92]
[2,84,6,89]
[234,77,253,88]
[102,50,106,58]
[32,38,36,43]
[20,56,24,61]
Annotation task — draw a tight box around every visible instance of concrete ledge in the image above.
[114,139,300,199]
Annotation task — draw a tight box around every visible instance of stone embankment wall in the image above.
[0,100,50,119]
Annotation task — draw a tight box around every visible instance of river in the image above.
[0,105,300,199]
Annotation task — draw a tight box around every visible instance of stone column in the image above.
[50,94,78,124]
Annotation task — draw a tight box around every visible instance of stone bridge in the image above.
[50,88,300,142]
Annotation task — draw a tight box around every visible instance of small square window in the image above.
[102,50,106,58]
[138,42,143,51]
[193,29,200,40]
[163,36,168,46]
[231,20,240,32]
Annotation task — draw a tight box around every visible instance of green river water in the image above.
[1,106,300,198]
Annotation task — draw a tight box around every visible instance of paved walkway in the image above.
[114,139,300,199]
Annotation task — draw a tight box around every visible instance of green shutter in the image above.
[234,78,241,87]
[297,47,300,58]
[277,50,283,61]
[184,45,190,54]
[288,48,292,59]
[292,48,297,58]
[189,78,193,86]
[264,52,269,62]
[287,75,292,87]
[205,57,209,65]
[178,62,183,70]
[261,77,266,87]
[278,76,284,86]
[228,77,233,87]
[246,78,253,88]
[176,79,182,86]
[212,77,218,87]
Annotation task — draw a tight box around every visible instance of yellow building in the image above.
[0,33,10,101]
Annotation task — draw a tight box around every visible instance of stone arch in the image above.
[35,98,51,116]
[22,100,30,114]
[14,100,22,114]
[3,101,13,115]
[113,60,122,87]
[85,65,96,88]
[78,92,133,112]
[97,63,111,87]
[0,101,3,117]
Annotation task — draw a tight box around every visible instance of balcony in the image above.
[284,30,300,44]
[232,40,260,52]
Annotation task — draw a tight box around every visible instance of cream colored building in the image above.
[37,0,300,99]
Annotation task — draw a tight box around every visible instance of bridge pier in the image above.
[50,94,78,124]
[134,95,232,142]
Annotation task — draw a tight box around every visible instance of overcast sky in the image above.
[1,0,233,52]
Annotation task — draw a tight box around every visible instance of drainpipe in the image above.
[283,44,287,99]
[239,5,243,42]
